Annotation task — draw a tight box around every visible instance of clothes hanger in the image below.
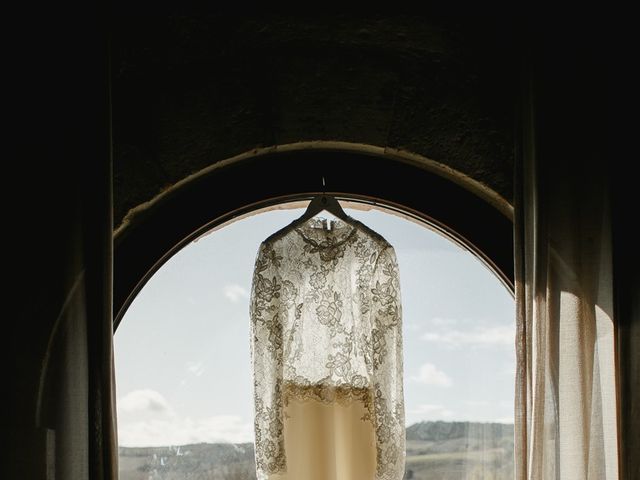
[262,178,355,243]
[295,177,351,227]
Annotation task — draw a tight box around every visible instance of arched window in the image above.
[115,201,515,480]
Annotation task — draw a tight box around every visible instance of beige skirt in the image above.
[268,384,377,480]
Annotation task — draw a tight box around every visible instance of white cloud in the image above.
[406,403,514,425]
[118,389,174,416]
[223,284,249,303]
[410,363,453,387]
[406,403,455,424]
[117,389,254,447]
[422,324,514,348]
[186,361,205,377]
[118,414,254,447]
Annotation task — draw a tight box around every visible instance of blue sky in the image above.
[115,204,515,447]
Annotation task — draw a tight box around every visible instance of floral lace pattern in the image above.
[250,216,405,480]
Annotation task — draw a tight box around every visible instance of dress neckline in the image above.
[294,217,359,248]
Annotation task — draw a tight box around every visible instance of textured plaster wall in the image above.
[112,16,516,228]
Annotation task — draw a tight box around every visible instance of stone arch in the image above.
[114,143,513,327]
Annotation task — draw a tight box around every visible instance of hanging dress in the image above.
[250,216,405,480]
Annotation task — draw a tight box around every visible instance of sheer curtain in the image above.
[514,62,618,479]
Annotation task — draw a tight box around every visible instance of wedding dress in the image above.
[250,216,405,480]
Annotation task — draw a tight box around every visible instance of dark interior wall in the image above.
[112,149,516,327]
[5,11,112,478]
[6,13,90,434]
[111,15,517,227]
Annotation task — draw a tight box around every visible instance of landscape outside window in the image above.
[116,205,515,480]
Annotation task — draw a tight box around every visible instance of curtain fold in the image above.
[514,61,618,479]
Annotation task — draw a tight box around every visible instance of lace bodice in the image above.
[249,216,405,480]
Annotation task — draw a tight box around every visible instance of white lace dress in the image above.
[250,216,405,480]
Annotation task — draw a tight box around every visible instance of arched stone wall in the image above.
[113,146,514,325]
[112,16,516,229]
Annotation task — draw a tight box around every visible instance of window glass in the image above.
[116,205,515,479]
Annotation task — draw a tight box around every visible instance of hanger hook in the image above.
[321,176,327,204]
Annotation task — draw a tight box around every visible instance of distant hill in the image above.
[403,422,514,479]
[119,442,256,480]
[119,421,514,480]
[406,421,513,442]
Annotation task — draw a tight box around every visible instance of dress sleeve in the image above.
[370,245,406,480]
[249,242,286,478]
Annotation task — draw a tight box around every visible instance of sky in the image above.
[115,204,515,447]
